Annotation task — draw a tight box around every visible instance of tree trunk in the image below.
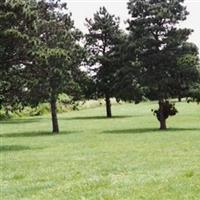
[50,95,59,133]
[105,93,112,118]
[159,100,167,130]
[178,96,182,102]
[159,115,167,130]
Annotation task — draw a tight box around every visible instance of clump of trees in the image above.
[0,0,85,133]
[0,0,199,133]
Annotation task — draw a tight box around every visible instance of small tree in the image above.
[127,0,199,129]
[85,7,122,118]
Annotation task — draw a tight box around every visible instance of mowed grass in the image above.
[0,102,200,200]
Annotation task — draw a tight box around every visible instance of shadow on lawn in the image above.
[0,118,43,124]
[62,115,136,121]
[102,127,200,134]
[0,131,76,138]
[0,145,31,152]
[0,145,45,152]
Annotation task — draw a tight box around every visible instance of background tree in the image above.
[85,7,122,118]
[111,31,144,104]
[173,42,200,101]
[127,0,199,129]
[189,83,200,103]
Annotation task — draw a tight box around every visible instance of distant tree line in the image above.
[0,0,199,133]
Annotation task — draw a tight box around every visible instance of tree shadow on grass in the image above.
[0,118,43,124]
[0,145,31,152]
[0,131,76,138]
[62,115,134,121]
[102,128,200,135]
[0,145,46,152]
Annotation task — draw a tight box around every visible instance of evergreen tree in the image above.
[85,7,122,118]
[0,0,37,112]
[30,0,84,133]
[127,0,199,129]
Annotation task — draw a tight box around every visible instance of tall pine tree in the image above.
[30,0,84,133]
[85,7,122,118]
[127,0,199,129]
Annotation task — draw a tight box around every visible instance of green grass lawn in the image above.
[1,102,200,200]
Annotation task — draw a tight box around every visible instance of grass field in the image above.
[1,102,200,200]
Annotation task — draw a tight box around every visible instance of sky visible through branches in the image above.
[66,0,200,51]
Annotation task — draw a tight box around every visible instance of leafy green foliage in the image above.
[0,0,37,110]
[171,42,200,99]
[188,83,200,103]
[111,33,144,103]
[152,101,178,122]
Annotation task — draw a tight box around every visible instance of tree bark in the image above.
[105,93,112,118]
[159,100,167,130]
[50,94,59,133]
[159,115,167,130]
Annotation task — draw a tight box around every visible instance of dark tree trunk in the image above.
[5,109,9,118]
[159,115,167,130]
[159,100,167,130]
[178,96,182,102]
[50,95,59,134]
[105,93,112,118]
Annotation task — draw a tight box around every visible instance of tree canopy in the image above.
[0,0,37,111]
